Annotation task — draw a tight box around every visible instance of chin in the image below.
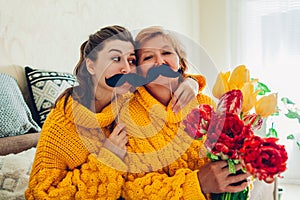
[115,86,131,95]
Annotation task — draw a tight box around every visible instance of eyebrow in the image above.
[161,45,173,50]
[140,45,173,52]
[108,49,135,56]
[108,49,122,53]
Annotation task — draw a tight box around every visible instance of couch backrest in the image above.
[0,65,35,113]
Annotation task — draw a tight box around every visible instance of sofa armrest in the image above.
[0,132,40,156]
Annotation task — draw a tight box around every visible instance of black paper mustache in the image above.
[105,64,182,87]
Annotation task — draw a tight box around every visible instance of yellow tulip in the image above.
[241,82,260,114]
[228,65,250,90]
[212,71,230,99]
[255,93,278,118]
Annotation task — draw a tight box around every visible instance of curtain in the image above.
[228,0,300,100]
[228,0,300,182]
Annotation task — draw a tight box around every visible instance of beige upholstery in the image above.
[0,65,40,155]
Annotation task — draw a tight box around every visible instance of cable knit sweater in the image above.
[26,74,214,200]
[25,95,129,200]
[119,82,215,199]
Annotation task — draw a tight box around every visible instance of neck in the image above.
[145,81,178,106]
[93,87,114,113]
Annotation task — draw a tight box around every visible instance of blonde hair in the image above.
[135,26,188,74]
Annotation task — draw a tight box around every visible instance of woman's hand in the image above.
[197,161,251,194]
[103,123,128,159]
[172,77,199,113]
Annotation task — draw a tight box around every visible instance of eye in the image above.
[143,55,153,61]
[128,58,136,65]
[162,51,172,55]
[112,56,121,62]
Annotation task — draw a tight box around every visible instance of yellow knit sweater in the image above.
[26,74,215,200]
[25,95,128,200]
[119,84,215,199]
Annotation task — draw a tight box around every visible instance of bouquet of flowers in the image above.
[183,65,288,200]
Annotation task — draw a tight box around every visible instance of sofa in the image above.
[0,64,76,199]
[0,65,40,156]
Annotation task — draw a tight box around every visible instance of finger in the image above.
[172,101,182,114]
[225,181,249,193]
[228,173,251,185]
[172,92,180,108]
[111,123,126,136]
[118,131,127,139]
[234,163,244,171]
[214,160,230,169]
[173,93,189,113]
[121,137,128,147]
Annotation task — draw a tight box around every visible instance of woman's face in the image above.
[137,35,180,87]
[89,40,136,95]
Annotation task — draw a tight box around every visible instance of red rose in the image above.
[240,136,288,183]
[183,104,213,139]
[216,90,243,115]
[205,113,254,160]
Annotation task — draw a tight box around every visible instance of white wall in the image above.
[0,0,201,73]
[199,0,228,71]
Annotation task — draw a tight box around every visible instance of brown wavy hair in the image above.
[55,25,134,111]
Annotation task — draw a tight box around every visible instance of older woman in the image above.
[118,26,250,199]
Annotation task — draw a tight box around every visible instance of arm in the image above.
[198,160,251,194]
[26,152,126,200]
[123,169,207,200]
[103,123,128,159]
[172,74,208,113]
[25,120,126,199]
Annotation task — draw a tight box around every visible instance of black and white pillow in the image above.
[25,66,77,126]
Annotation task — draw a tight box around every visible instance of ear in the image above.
[86,58,96,75]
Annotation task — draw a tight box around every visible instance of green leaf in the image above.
[287,134,295,140]
[281,97,295,105]
[255,81,271,95]
[233,159,240,164]
[228,159,236,174]
[285,110,300,119]
[267,127,278,138]
[271,106,280,116]
[207,152,219,161]
[296,141,300,151]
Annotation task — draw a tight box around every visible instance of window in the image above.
[228,0,300,182]
[228,0,300,100]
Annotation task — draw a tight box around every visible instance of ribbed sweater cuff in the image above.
[185,74,206,91]
[183,171,207,200]
[97,147,128,172]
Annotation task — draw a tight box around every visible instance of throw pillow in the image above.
[0,147,36,199]
[25,66,77,127]
[0,73,41,138]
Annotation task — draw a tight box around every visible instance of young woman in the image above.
[118,26,251,199]
[25,25,200,200]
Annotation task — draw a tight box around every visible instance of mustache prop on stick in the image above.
[105,64,182,87]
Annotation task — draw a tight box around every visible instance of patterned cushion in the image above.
[0,73,41,137]
[0,147,36,199]
[25,66,77,126]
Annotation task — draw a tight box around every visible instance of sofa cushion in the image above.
[25,66,77,126]
[0,147,36,199]
[0,73,41,138]
[0,65,35,114]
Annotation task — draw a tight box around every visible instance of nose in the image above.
[121,60,131,74]
[156,54,165,65]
